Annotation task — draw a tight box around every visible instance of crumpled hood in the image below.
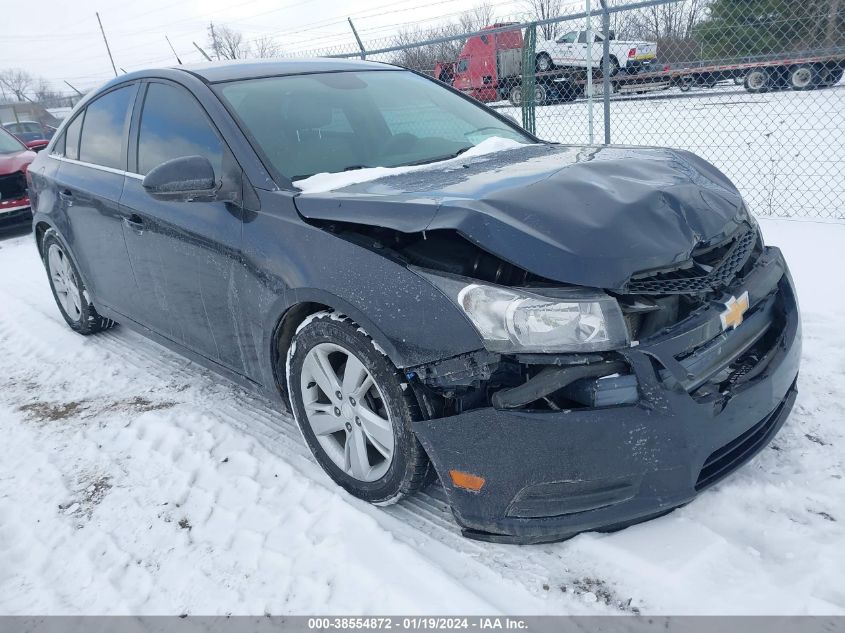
[293,144,750,289]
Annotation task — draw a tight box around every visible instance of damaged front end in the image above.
[292,144,800,543]
[398,224,799,544]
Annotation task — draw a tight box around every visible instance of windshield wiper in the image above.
[292,164,373,181]
[402,146,473,167]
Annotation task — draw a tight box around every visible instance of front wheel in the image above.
[42,231,116,334]
[535,53,554,72]
[287,312,430,504]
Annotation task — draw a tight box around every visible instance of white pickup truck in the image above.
[535,30,657,75]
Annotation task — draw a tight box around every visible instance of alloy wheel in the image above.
[299,342,395,482]
[48,244,82,322]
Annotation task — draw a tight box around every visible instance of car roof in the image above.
[165,58,397,84]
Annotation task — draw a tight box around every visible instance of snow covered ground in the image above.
[498,83,845,220]
[1,218,844,615]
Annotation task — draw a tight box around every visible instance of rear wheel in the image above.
[287,312,429,504]
[789,64,818,90]
[42,231,116,335]
[744,68,770,93]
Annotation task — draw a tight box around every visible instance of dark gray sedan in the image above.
[28,59,800,544]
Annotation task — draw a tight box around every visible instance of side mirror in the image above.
[26,140,48,152]
[142,155,217,201]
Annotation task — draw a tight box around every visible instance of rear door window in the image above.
[78,85,134,169]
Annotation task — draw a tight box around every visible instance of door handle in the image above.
[59,188,73,204]
[123,213,145,231]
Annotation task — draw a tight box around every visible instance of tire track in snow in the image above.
[0,240,592,613]
[6,228,844,613]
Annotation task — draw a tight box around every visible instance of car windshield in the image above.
[0,128,26,154]
[14,122,41,133]
[556,32,578,43]
[217,70,532,181]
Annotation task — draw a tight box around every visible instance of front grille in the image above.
[0,171,27,202]
[695,392,790,490]
[625,227,756,294]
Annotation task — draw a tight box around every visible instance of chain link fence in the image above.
[290,0,844,220]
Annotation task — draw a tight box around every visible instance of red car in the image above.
[0,126,36,231]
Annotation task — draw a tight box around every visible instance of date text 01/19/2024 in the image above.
[306,617,529,630]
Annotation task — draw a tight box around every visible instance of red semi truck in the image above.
[434,24,656,105]
[433,24,844,104]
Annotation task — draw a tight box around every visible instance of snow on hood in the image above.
[293,137,531,194]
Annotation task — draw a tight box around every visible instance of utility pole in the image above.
[348,18,366,60]
[96,12,118,77]
[193,42,213,62]
[166,35,183,65]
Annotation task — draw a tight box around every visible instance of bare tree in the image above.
[623,0,707,40]
[608,0,710,62]
[391,23,467,73]
[390,3,503,73]
[32,78,65,107]
[0,68,34,101]
[253,35,282,58]
[522,0,563,40]
[208,23,251,60]
[459,3,496,32]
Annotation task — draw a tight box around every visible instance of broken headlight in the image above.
[417,270,630,353]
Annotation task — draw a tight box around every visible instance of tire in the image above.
[286,311,429,505]
[679,76,694,92]
[533,83,548,106]
[744,68,770,93]
[509,83,546,106]
[535,53,554,73]
[608,56,620,77]
[508,84,522,107]
[788,64,818,90]
[42,230,116,335]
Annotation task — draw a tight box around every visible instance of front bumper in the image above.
[413,246,801,544]
[0,197,32,232]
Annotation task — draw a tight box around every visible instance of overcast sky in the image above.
[0,0,575,96]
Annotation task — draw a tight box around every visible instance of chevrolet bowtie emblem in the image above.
[720,291,750,331]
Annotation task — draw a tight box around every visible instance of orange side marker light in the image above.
[449,469,486,492]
